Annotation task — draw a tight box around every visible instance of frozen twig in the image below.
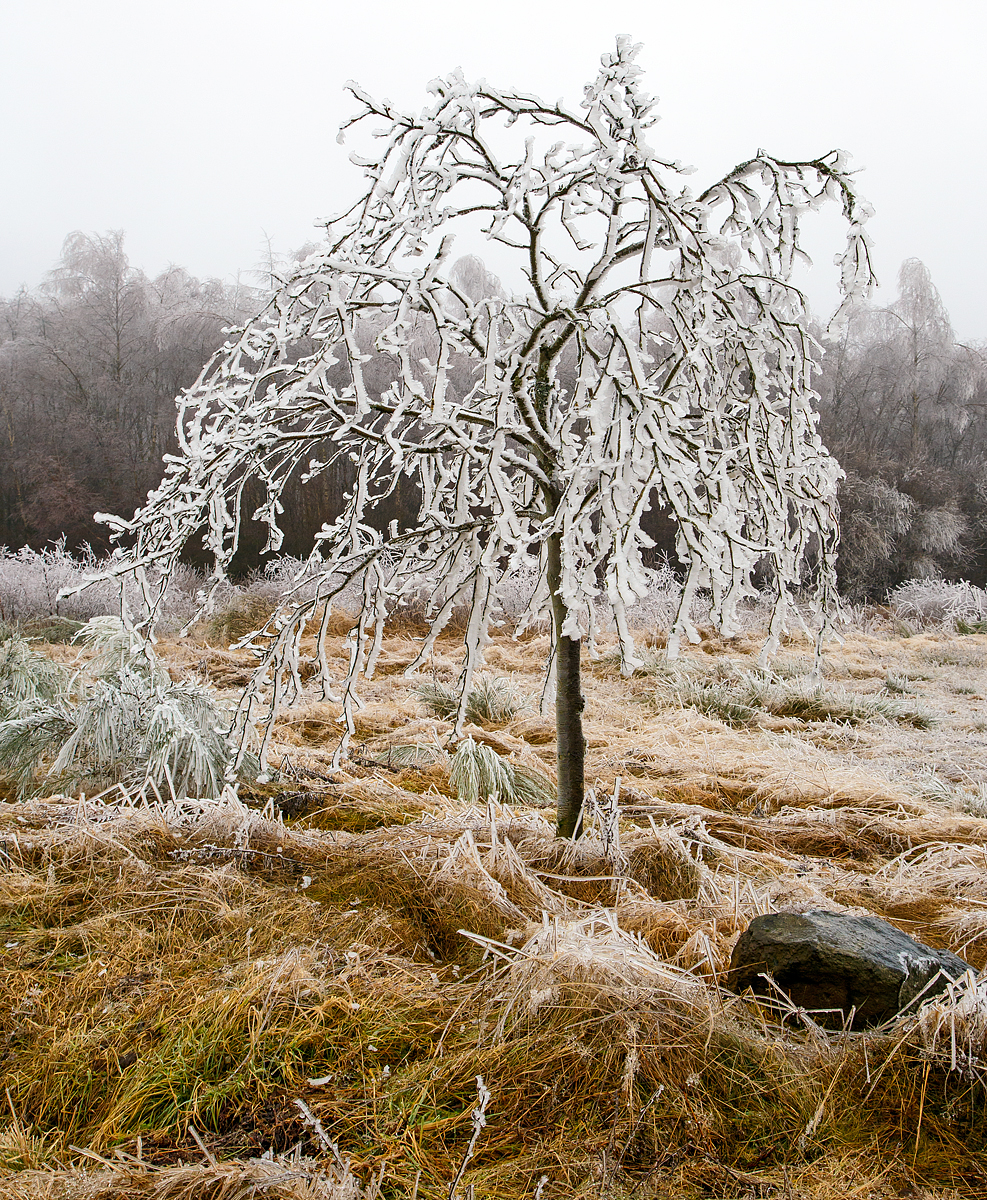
[449,1075,492,1199]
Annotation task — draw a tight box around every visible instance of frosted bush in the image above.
[889,579,987,628]
[152,561,210,634]
[0,545,208,634]
[0,617,244,799]
[0,546,349,639]
[0,545,119,624]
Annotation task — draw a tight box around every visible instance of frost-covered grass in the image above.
[413,674,531,726]
[664,676,764,728]
[4,702,987,1196]
[763,682,935,728]
[0,618,247,800]
[1,615,987,1195]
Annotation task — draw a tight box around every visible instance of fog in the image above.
[2,0,985,335]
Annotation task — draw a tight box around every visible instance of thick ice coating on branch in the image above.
[89,39,874,777]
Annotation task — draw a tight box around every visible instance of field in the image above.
[2,583,987,1199]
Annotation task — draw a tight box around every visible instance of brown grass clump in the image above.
[625,836,705,903]
[285,789,436,832]
[199,596,280,648]
[162,645,258,688]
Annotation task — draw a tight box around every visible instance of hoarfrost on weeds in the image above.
[890,579,987,627]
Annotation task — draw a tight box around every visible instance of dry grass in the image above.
[2,625,987,1197]
[0,1157,373,1199]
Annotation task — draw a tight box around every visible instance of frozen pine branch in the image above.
[82,37,874,836]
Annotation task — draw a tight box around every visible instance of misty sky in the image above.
[2,0,985,336]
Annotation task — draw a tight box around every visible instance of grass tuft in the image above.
[448,737,555,808]
[653,664,937,731]
[413,674,530,726]
[921,642,987,669]
[764,683,936,728]
[673,679,763,727]
[883,672,914,694]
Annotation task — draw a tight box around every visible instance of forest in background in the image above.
[2,232,985,597]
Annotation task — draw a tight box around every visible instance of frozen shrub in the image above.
[449,737,554,807]
[0,618,250,799]
[889,579,987,629]
[0,544,118,624]
[0,626,72,709]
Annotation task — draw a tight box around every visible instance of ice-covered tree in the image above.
[91,39,874,837]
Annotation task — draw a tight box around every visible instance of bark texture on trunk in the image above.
[553,629,585,838]
[547,531,586,839]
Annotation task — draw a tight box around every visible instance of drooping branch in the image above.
[75,38,873,823]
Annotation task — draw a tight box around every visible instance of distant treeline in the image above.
[0,232,360,573]
[1,235,985,596]
[816,258,987,595]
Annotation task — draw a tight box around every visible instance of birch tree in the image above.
[92,39,874,837]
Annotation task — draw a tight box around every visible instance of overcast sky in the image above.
[2,0,985,336]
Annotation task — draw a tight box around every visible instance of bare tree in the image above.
[94,39,874,836]
[828,260,980,466]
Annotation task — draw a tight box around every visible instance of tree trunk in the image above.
[547,531,585,839]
